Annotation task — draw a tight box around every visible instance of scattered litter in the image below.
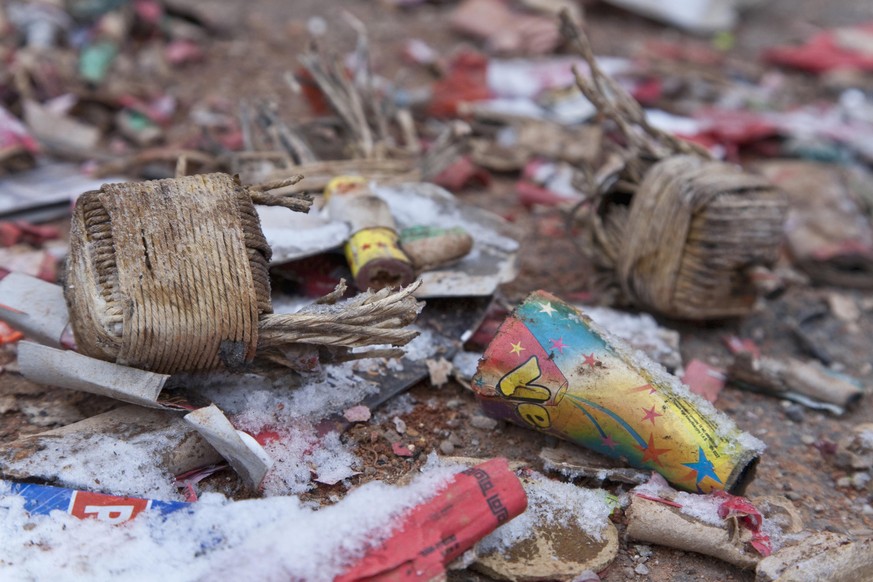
[601,0,747,34]
[765,22,873,73]
[449,0,560,56]
[0,163,125,222]
[184,404,273,491]
[324,176,415,292]
[400,225,474,272]
[18,342,170,408]
[728,350,864,414]
[758,161,873,288]
[0,457,467,580]
[392,442,414,457]
[337,458,527,581]
[372,181,520,297]
[0,273,70,348]
[62,172,422,374]
[1,2,871,580]
[832,423,873,470]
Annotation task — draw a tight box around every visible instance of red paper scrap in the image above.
[336,458,527,582]
[682,359,726,403]
[0,321,23,345]
[433,155,491,192]
[427,51,491,118]
[723,336,760,358]
[765,23,873,73]
[714,491,772,556]
[392,442,414,457]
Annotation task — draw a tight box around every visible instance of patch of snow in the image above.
[2,423,182,500]
[479,472,613,554]
[674,491,723,526]
[583,305,682,370]
[374,393,417,423]
[452,351,483,381]
[0,463,462,581]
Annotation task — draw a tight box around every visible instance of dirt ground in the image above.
[3,0,873,580]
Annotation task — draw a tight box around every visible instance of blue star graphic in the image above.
[473,377,485,388]
[682,447,722,486]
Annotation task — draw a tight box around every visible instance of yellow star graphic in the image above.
[510,342,525,355]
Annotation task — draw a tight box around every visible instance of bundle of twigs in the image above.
[560,13,787,320]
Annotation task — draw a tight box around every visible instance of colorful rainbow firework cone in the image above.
[471,291,763,493]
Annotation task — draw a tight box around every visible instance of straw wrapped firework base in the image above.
[65,173,421,374]
[559,13,788,320]
[590,156,787,320]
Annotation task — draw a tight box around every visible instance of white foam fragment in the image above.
[479,472,613,554]
[0,463,462,581]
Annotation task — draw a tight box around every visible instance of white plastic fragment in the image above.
[601,0,742,33]
[184,404,273,490]
[18,341,169,407]
[0,273,69,347]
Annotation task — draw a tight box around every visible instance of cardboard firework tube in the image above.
[471,291,762,493]
[325,176,414,291]
[335,458,527,582]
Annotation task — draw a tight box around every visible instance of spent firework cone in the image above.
[472,291,762,493]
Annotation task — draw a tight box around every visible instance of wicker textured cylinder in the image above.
[614,156,787,320]
[65,173,270,374]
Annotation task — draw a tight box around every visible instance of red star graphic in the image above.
[628,383,657,395]
[549,338,567,353]
[641,405,663,425]
[362,243,371,250]
[601,435,619,449]
[583,353,600,368]
[636,433,671,466]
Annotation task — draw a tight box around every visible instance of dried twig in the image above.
[558,10,708,161]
